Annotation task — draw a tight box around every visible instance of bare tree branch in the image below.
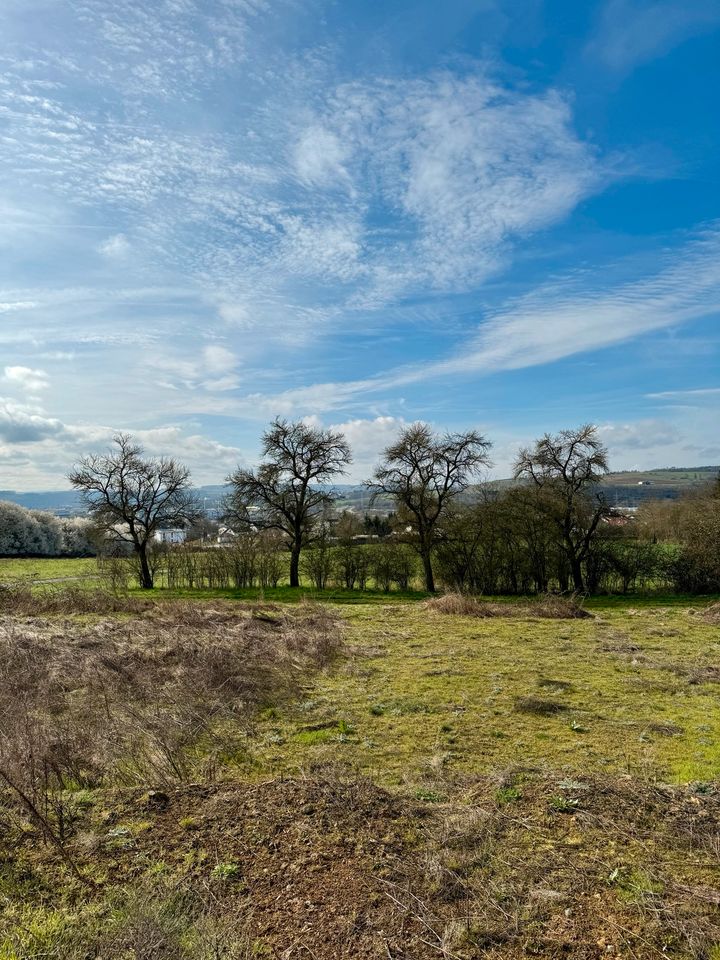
[366,423,492,592]
[226,419,351,587]
[68,434,199,588]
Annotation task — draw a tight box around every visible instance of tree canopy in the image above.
[68,433,197,588]
[367,422,492,592]
[226,418,351,587]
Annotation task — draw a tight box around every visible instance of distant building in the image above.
[154,527,187,545]
[217,525,239,544]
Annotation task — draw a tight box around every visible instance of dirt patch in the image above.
[3,773,719,959]
[513,696,569,716]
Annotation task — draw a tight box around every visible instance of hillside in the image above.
[599,465,718,506]
[1,466,717,517]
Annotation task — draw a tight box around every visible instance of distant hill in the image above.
[0,489,85,515]
[1,467,717,516]
[0,484,231,517]
[598,466,719,507]
[600,466,719,487]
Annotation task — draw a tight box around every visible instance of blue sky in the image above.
[1,0,719,488]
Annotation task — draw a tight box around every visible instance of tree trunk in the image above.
[570,556,584,593]
[421,548,435,593]
[289,541,301,588]
[137,543,154,589]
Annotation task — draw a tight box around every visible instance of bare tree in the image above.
[367,423,492,592]
[68,434,198,589]
[514,424,609,592]
[226,418,351,588]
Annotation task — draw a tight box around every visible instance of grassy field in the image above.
[0,575,719,958]
[250,600,720,786]
[0,556,98,582]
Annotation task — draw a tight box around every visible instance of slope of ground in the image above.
[0,595,719,958]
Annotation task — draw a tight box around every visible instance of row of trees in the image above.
[108,536,420,594]
[226,420,610,593]
[68,419,613,591]
[0,501,94,557]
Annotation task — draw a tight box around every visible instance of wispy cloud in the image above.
[646,387,720,400]
[291,74,604,302]
[219,224,720,414]
[587,0,720,72]
[98,233,130,258]
[0,47,605,319]
[435,224,720,375]
[1,0,717,486]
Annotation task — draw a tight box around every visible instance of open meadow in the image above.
[0,558,719,959]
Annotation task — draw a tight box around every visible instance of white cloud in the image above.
[328,415,406,479]
[143,343,240,393]
[0,395,245,488]
[202,344,237,374]
[0,397,68,443]
[646,387,720,400]
[131,426,243,472]
[279,216,364,281]
[593,413,720,470]
[218,302,253,328]
[597,419,683,451]
[98,233,130,258]
[0,301,38,314]
[3,365,50,393]
[294,126,349,187]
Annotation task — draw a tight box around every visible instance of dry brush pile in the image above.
[423,592,592,619]
[0,598,342,843]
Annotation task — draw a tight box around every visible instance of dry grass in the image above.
[1,591,719,958]
[0,582,155,615]
[0,599,342,822]
[701,601,720,624]
[423,592,592,619]
[395,772,720,960]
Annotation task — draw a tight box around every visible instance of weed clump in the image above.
[0,600,343,843]
[513,696,568,716]
[422,593,497,617]
[701,601,720,625]
[531,594,592,619]
[423,592,591,620]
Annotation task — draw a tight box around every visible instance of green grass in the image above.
[153,584,431,604]
[252,600,720,786]
[0,557,98,583]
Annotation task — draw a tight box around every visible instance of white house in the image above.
[154,527,187,545]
